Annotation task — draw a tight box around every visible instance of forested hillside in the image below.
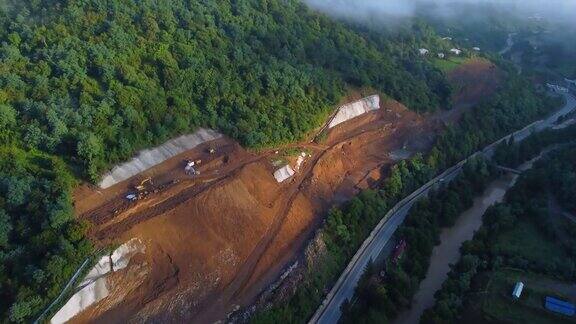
[0,0,450,181]
[0,0,455,321]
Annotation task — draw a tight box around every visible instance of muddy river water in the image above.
[393,156,541,324]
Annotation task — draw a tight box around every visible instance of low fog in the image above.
[304,0,576,26]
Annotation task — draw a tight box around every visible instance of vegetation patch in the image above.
[433,57,469,73]
[494,221,567,267]
[0,147,92,322]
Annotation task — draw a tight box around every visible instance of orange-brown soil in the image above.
[437,58,502,124]
[71,73,495,323]
[450,58,501,107]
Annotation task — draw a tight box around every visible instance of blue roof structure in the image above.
[544,296,575,316]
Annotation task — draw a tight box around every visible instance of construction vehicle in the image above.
[125,178,153,201]
[184,159,200,175]
[134,178,152,192]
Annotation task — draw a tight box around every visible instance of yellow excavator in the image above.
[125,178,153,201]
[134,177,152,192]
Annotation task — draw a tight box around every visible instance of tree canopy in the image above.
[0,0,451,181]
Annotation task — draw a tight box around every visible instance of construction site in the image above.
[58,59,501,324]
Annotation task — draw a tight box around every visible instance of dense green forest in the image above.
[0,147,92,322]
[339,158,495,323]
[0,0,451,181]
[251,72,554,323]
[494,123,576,169]
[423,134,576,324]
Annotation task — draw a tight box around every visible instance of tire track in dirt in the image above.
[91,154,266,241]
[190,145,325,323]
[190,125,405,323]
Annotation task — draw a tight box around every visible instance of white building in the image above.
[418,48,429,56]
[437,53,445,59]
[450,48,462,55]
[512,282,524,299]
[473,47,481,51]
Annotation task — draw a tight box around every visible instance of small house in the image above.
[450,48,462,55]
[418,48,430,56]
[512,281,524,299]
[437,53,445,59]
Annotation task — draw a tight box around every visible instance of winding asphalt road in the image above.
[310,92,576,324]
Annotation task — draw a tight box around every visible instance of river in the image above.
[393,155,542,324]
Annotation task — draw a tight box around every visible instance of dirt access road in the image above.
[70,60,499,324]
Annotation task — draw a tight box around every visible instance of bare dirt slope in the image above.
[70,66,500,322]
[437,58,502,124]
[450,58,501,106]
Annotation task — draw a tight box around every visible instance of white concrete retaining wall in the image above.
[99,128,222,189]
[328,95,380,129]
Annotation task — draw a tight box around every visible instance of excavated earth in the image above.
[70,63,498,324]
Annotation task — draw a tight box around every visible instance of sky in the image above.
[303,0,576,25]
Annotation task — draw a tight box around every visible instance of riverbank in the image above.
[394,147,560,324]
[393,176,513,324]
[423,143,576,323]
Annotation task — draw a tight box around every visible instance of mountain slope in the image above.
[0,0,450,180]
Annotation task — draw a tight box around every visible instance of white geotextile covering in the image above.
[51,277,109,324]
[79,255,112,288]
[111,238,145,271]
[328,95,380,129]
[50,239,145,324]
[98,128,222,188]
[274,165,295,183]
